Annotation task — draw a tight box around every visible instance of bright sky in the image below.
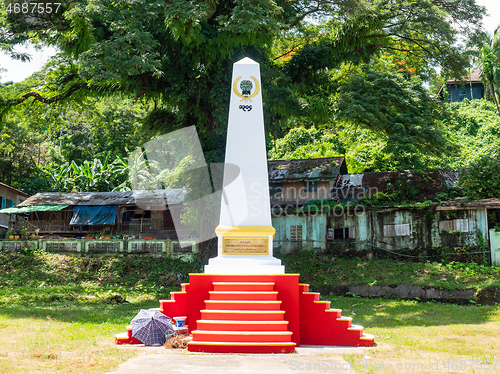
[0,0,499,83]
[476,0,500,37]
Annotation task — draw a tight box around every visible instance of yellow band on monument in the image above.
[215,225,276,239]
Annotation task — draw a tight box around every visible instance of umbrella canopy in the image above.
[131,309,174,346]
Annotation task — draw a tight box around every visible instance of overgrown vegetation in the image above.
[0,1,496,198]
[2,251,499,298]
[459,154,500,199]
[0,253,200,300]
[278,250,500,291]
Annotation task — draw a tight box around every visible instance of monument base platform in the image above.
[115,274,375,352]
[204,256,285,274]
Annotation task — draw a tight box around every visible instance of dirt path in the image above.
[110,346,364,374]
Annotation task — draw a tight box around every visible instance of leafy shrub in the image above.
[459,154,500,199]
[360,192,391,207]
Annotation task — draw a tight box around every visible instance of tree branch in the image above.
[14,84,83,105]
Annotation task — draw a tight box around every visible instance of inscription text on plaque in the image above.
[222,237,269,255]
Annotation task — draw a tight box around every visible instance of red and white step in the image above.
[114,325,142,345]
[188,281,296,353]
[299,284,375,347]
[114,276,375,350]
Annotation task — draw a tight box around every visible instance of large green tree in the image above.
[0,0,486,144]
[46,96,150,164]
[335,66,455,169]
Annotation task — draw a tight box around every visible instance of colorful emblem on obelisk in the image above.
[233,76,260,102]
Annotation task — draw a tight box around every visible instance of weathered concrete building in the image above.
[3,155,498,265]
[326,205,488,254]
[269,162,498,265]
[0,182,30,233]
[271,199,498,265]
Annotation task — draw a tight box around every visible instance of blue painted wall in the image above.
[448,82,484,102]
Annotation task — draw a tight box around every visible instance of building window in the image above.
[290,225,303,241]
[304,181,318,193]
[383,223,410,237]
[269,182,283,197]
[327,227,356,240]
[439,219,469,233]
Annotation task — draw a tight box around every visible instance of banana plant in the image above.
[43,163,74,192]
[466,26,500,114]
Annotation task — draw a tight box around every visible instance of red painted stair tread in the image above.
[187,341,296,354]
[200,310,286,321]
[196,320,289,331]
[204,300,282,310]
[208,291,278,300]
[115,276,375,351]
[191,330,293,343]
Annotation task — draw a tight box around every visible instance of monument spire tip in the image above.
[235,57,258,65]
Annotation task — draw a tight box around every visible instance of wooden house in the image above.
[6,190,189,239]
[268,157,348,205]
[442,69,484,102]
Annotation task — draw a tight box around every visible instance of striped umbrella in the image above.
[131,309,174,346]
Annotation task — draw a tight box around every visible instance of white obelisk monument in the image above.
[204,57,285,274]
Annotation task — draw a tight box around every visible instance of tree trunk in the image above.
[488,75,500,115]
[485,81,492,100]
[469,75,473,100]
[197,237,218,263]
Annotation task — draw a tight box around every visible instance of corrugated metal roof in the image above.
[17,190,187,207]
[0,205,68,213]
[268,157,347,182]
[333,169,460,201]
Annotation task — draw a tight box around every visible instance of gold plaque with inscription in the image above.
[222,237,269,255]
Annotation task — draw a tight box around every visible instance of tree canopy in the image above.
[0,0,486,140]
[1,0,497,203]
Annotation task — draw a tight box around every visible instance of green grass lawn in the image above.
[323,295,500,373]
[0,252,190,373]
[0,251,499,373]
[0,293,160,373]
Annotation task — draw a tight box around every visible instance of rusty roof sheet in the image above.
[334,169,460,199]
[17,189,187,207]
[447,69,482,84]
[268,157,347,182]
[436,198,500,210]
